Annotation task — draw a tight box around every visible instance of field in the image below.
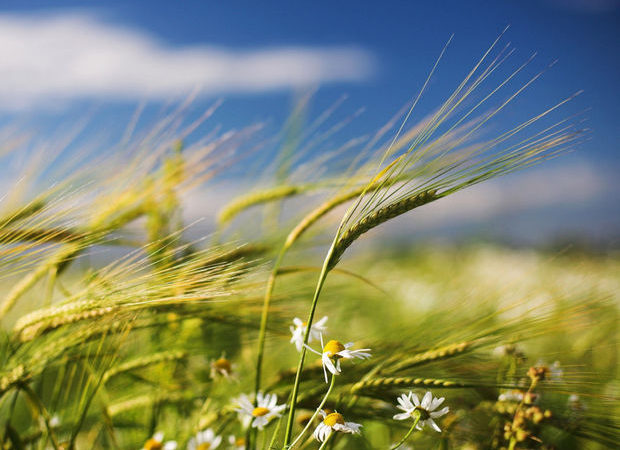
[0,38,618,450]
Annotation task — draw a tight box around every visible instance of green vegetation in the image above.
[0,36,617,450]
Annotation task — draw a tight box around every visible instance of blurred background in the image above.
[0,0,618,248]
[0,4,618,449]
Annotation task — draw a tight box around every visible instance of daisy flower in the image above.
[210,353,236,379]
[142,432,177,450]
[313,410,361,442]
[306,334,371,382]
[393,391,449,432]
[290,316,328,352]
[227,436,246,450]
[187,428,222,450]
[234,392,286,430]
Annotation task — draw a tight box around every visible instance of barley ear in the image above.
[329,189,437,268]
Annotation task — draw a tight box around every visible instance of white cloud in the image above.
[0,13,374,110]
[180,161,615,242]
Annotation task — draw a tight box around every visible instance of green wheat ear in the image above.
[217,185,308,226]
[328,190,437,268]
[351,376,467,395]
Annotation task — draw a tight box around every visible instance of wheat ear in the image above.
[328,190,437,268]
[390,341,471,372]
[351,376,466,394]
[217,185,306,225]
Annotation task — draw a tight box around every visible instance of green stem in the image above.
[251,250,285,450]
[267,413,284,449]
[283,240,337,446]
[317,432,333,450]
[254,247,287,400]
[391,413,421,450]
[20,384,60,450]
[245,426,255,450]
[288,374,336,449]
[505,377,536,450]
[1,390,20,446]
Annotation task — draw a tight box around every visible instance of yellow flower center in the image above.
[252,407,270,417]
[143,439,162,450]
[197,444,211,450]
[323,412,345,427]
[323,340,345,358]
[235,438,246,446]
[213,357,232,373]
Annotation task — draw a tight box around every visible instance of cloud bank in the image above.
[0,13,374,110]
[182,162,616,242]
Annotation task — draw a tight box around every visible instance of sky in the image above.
[0,0,618,245]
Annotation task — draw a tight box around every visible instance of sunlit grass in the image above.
[0,33,616,450]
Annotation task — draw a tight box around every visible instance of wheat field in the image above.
[0,35,618,450]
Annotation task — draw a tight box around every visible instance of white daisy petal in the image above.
[153,432,164,443]
[320,424,332,442]
[345,422,362,433]
[323,353,339,375]
[430,396,445,410]
[428,418,442,432]
[212,436,222,448]
[393,412,412,420]
[430,406,450,418]
[315,316,328,327]
[410,393,421,407]
[398,395,413,410]
[322,361,329,383]
[421,391,433,410]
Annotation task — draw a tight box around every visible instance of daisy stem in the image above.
[254,246,286,402]
[390,413,421,450]
[317,433,333,450]
[288,373,336,449]
[283,239,337,446]
[267,413,284,449]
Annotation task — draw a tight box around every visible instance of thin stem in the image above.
[391,413,421,450]
[317,432,333,450]
[20,384,60,450]
[254,247,287,400]
[267,413,284,449]
[283,240,337,446]
[0,390,20,446]
[245,426,256,450]
[506,376,537,450]
[288,373,336,449]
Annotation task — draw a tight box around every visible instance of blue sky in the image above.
[0,0,618,243]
